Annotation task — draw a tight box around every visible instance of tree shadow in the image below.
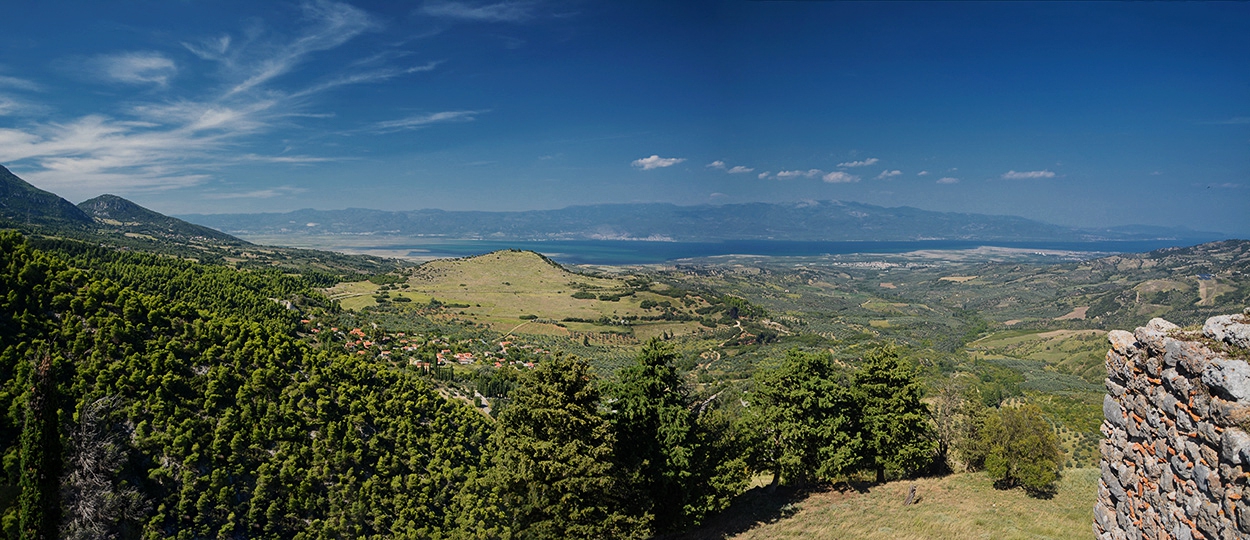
[665,481,867,540]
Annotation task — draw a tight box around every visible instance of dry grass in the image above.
[1054,306,1089,320]
[700,468,1098,540]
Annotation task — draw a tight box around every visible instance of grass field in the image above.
[684,468,1098,540]
[327,250,717,337]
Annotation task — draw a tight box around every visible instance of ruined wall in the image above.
[1095,311,1250,540]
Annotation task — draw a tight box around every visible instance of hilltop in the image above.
[0,165,94,228]
[324,249,733,341]
[79,194,244,244]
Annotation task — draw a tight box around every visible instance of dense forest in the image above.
[0,230,1057,539]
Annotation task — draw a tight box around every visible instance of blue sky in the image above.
[0,1,1246,234]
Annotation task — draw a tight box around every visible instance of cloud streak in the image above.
[372,110,484,132]
[1001,169,1056,179]
[727,165,753,174]
[937,177,959,184]
[632,155,685,170]
[93,52,177,87]
[420,1,538,23]
[875,170,901,180]
[837,157,879,168]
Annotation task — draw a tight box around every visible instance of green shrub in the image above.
[979,404,1062,495]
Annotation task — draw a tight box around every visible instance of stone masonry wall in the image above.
[1095,311,1250,540]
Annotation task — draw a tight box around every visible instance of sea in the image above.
[386,239,1213,266]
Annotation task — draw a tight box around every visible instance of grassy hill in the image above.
[681,468,1098,540]
[325,249,718,340]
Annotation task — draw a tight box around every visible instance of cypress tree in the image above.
[18,351,61,540]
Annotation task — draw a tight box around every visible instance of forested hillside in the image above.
[0,230,969,539]
[0,231,492,538]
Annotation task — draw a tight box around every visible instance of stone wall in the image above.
[1095,311,1250,540]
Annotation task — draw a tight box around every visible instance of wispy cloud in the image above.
[632,155,685,170]
[0,75,41,91]
[0,1,444,199]
[1204,117,1250,125]
[757,171,771,179]
[1001,169,1056,180]
[917,170,929,176]
[727,165,753,174]
[937,177,959,184]
[372,110,484,132]
[420,1,538,23]
[837,157,879,168]
[226,1,378,96]
[822,171,859,183]
[93,52,177,87]
[875,170,901,180]
[203,185,307,199]
[706,160,726,169]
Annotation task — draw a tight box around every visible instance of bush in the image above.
[571,291,596,300]
[979,404,1062,495]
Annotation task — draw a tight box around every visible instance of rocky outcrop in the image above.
[1095,310,1250,540]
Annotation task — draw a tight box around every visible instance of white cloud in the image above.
[822,171,860,183]
[94,52,177,87]
[706,160,726,169]
[1001,169,1056,180]
[775,169,822,179]
[917,170,929,176]
[632,155,685,170]
[837,157,879,168]
[372,110,484,132]
[757,171,771,179]
[727,165,754,174]
[420,1,537,22]
[875,170,902,180]
[936,177,959,184]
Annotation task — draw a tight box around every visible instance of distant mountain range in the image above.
[0,163,1226,246]
[181,202,1224,243]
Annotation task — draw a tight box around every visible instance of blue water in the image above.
[387,239,1213,265]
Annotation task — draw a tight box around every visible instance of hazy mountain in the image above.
[79,194,244,244]
[0,165,94,228]
[181,201,1223,243]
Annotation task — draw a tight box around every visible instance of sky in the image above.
[0,1,1247,235]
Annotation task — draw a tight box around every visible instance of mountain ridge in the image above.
[78,194,244,244]
[180,201,1223,243]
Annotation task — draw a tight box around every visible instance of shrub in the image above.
[979,404,1062,495]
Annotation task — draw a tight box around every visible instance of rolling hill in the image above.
[78,194,244,244]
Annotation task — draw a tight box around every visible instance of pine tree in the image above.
[610,339,743,533]
[853,345,935,483]
[749,349,859,486]
[488,354,647,539]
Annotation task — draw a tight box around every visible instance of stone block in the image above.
[1105,394,1125,428]
[1220,428,1250,465]
[1204,314,1250,350]
[1203,359,1250,401]
[1110,329,1139,356]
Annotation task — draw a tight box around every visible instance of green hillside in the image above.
[0,165,93,229]
[78,193,243,244]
